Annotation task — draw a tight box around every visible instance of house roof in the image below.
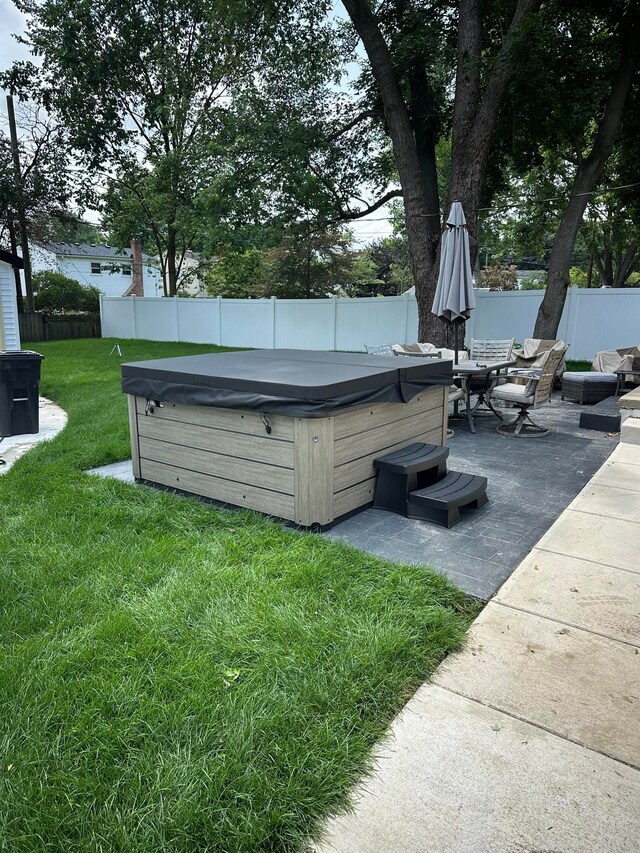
[0,248,24,268]
[37,242,155,262]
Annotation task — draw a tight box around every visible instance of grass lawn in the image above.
[0,339,480,852]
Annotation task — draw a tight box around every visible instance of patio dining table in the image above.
[452,359,516,434]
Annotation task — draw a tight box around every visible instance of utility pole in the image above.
[7,94,35,313]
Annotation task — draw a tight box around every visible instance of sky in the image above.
[0,0,394,245]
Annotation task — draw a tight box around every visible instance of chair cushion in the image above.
[492,382,535,404]
[562,372,617,383]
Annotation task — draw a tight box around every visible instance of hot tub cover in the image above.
[121,349,453,417]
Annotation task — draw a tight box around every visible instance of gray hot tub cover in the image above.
[121,349,453,417]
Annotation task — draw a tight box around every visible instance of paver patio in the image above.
[325,392,621,598]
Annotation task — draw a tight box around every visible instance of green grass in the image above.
[0,339,479,852]
[566,360,592,372]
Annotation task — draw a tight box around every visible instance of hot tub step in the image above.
[373,442,449,515]
[407,471,488,528]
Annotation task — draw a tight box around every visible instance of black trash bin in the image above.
[0,350,45,437]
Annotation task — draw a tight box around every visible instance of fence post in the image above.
[174,295,180,342]
[565,286,580,355]
[99,294,103,338]
[131,296,138,339]
[332,296,338,351]
[271,296,277,348]
[404,291,412,342]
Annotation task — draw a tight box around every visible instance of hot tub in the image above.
[121,349,452,526]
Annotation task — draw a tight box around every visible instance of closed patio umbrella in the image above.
[431,201,476,364]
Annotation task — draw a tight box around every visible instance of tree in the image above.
[340,0,542,344]
[531,3,640,335]
[17,0,354,296]
[0,88,76,309]
[205,229,364,299]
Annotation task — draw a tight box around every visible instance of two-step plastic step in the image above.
[373,442,488,528]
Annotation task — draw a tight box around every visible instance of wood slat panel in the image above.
[293,417,335,526]
[128,395,141,478]
[139,436,295,494]
[136,398,294,441]
[137,414,294,467]
[333,425,444,492]
[334,407,443,467]
[334,387,444,440]
[139,459,295,521]
[333,479,376,519]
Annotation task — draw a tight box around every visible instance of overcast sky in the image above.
[0,0,393,244]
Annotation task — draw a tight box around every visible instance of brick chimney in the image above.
[123,238,144,296]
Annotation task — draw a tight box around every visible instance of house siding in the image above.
[0,261,21,349]
[25,245,162,298]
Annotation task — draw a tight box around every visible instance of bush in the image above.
[520,272,547,290]
[481,263,518,290]
[33,271,101,313]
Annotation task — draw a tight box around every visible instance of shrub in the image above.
[480,263,518,290]
[520,272,547,290]
[33,271,101,313]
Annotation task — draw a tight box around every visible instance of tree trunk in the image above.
[341,0,440,338]
[342,0,541,345]
[167,225,178,296]
[534,19,640,338]
[8,216,24,313]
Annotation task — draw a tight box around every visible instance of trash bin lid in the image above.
[0,350,44,359]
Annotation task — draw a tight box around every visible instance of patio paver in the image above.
[325,393,619,598]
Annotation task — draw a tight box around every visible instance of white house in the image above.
[28,242,162,297]
[0,249,22,350]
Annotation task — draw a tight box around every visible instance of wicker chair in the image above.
[491,346,568,437]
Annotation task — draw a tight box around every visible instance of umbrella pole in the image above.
[454,321,459,366]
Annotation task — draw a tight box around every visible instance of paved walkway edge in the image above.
[313,440,640,853]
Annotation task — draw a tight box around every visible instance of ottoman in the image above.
[561,372,618,404]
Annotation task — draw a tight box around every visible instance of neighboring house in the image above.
[26,243,162,298]
[0,249,22,350]
[177,249,217,296]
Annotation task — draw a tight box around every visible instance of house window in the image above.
[91,262,102,275]
[122,265,131,275]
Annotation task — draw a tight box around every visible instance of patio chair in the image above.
[510,339,569,379]
[464,338,515,414]
[365,343,394,355]
[392,343,441,357]
[491,346,568,437]
[392,343,469,361]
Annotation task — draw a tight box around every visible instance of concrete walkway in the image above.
[0,398,67,473]
[314,441,640,853]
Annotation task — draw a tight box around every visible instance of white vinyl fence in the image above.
[100,287,640,361]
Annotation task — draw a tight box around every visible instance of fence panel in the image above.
[100,288,640,359]
[335,295,414,351]
[220,300,273,348]
[101,297,137,339]
[568,289,640,359]
[134,297,180,341]
[18,312,44,342]
[19,312,100,342]
[275,299,335,350]
[177,298,218,344]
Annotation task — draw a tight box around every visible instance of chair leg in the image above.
[497,406,550,437]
